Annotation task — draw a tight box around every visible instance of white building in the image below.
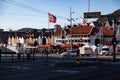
[53,25,94,45]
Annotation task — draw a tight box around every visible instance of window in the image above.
[84,35,87,37]
[75,40,78,42]
[88,40,90,42]
[74,35,77,37]
[78,35,80,37]
[84,40,88,42]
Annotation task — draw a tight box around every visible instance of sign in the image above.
[84,12,101,18]
[80,38,83,42]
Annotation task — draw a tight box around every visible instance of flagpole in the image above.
[48,12,50,30]
[48,12,57,45]
[48,12,50,44]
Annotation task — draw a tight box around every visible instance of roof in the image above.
[54,25,93,36]
[54,28,62,36]
[91,27,101,35]
[71,25,93,34]
[101,26,115,37]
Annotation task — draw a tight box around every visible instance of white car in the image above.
[99,46,112,56]
[61,50,78,57]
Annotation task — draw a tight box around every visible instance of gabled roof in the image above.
[101,26,115,37]
[71,25,93,34]
[54,25,93,36]
[54,28,62,36]
[53,28,70,36]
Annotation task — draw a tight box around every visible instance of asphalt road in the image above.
[1,58,120,80]
[1,53,120,62]
[51,63,120,80]
[1,54,120,80]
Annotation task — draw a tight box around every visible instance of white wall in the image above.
[89,35,96,45]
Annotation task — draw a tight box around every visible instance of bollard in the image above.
[11,53,14,62]
[76,54,80,65]
[26,49,31,60]
[17,53,21,59]
[27,53,31,60]
[32,48,35,60]
[0,49,1,62]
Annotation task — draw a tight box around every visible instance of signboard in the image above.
[80,38,83,42]
[84,12,101,18]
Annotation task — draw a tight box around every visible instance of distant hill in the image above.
[17,28,41,32]
[17,27,54,33]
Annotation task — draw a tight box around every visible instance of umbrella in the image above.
[116,45,120,48]
[37,45,44,48]
[37,44,51,48]
[45,44,51,48]
[60,44,71,48]
[73,43,79,47]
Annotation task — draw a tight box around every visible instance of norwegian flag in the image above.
[48,13,56,23]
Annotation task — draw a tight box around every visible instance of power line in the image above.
[1,0,68,20]
[0,13,46,17]
[2,0,47,14]
[0,16,45,22]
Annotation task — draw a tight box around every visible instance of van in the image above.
[99,46,111,56]
[80,47,93,56]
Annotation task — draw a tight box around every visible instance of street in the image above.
[1,53,120,62]
[1,54,120,80]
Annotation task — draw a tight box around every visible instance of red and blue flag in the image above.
[48,13,56,23]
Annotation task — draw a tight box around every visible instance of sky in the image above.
[0,0,120,31]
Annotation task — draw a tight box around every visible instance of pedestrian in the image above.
[76,48,80,65]
[34,39,38,46]
[44,48,49,62]
[5,40,8,47]
[77,48,80,55]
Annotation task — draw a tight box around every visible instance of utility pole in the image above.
[69,6,74,50]
[70,6,72,50]
[88,0,90,12]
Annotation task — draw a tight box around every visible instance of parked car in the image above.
[99,46,112,56]
[61,50,78,57]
